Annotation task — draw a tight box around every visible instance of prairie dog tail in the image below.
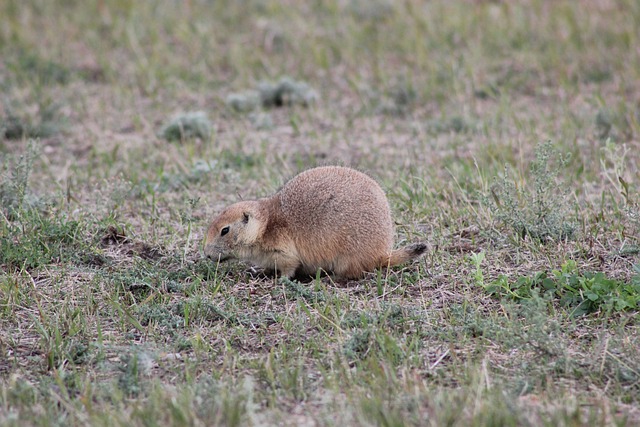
[382,243,427,268]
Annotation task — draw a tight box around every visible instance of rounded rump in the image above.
[278,166,394,270]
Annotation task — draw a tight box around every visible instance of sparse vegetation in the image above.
[1,0,639,426]
[486,141,577,243]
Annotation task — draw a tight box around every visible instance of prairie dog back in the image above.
[278,167,394,274]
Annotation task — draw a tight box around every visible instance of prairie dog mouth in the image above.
[206,253,231,262]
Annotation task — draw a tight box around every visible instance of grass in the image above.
[1,0,639,425]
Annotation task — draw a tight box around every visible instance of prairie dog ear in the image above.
[239,212,261,244]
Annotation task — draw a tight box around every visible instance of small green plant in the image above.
[226,91,261,112]
[469,251,486,287]
[117,352,153,397]
[482,260,640,316]
[487,141,577,243]
[226,77,318,112]
[257,77,318,108]
[0,140,40,215]
[343,328,373,360]
[159,111,212,142]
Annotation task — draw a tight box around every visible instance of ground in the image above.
[1,0,639,425]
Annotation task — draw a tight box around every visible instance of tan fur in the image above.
[203,166,426,279]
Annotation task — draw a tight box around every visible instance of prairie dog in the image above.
[203,166,426,279]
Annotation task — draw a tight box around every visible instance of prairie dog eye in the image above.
[220,226,230,236]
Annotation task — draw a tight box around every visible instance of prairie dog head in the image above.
[203,201,264,262]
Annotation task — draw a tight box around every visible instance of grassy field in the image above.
[1,0,639,425]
